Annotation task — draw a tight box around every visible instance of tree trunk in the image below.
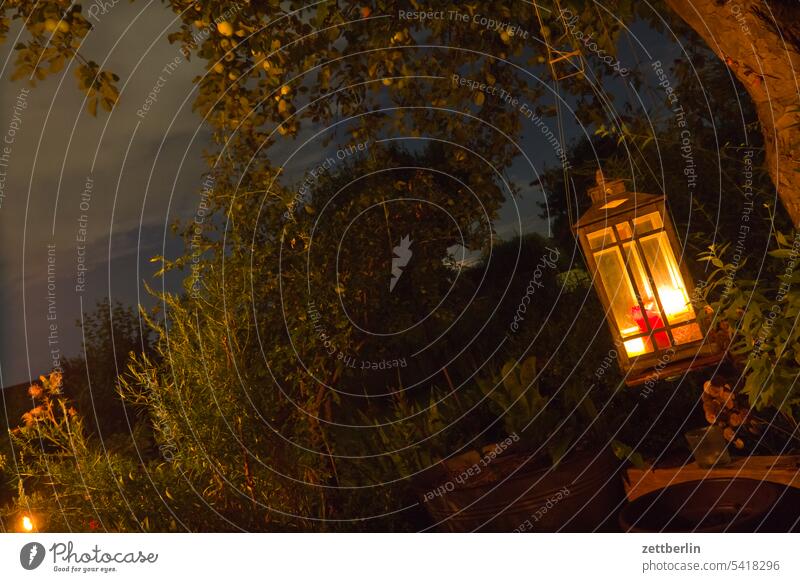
[665,0,800,226]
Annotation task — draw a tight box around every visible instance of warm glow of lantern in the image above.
[575,172,723,384]
[22,515,34,532]
[623,337,647,357]
[657,285,691,319]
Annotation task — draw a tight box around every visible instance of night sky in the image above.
[0,2,209,386]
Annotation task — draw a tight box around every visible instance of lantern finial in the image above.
[596,169,605,188]
[587,169,626,204]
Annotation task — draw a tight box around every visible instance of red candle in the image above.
[632,304,669,348]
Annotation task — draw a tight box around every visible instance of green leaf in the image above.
[611,440,645,468]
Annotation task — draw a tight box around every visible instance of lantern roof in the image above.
[574,171,664,230]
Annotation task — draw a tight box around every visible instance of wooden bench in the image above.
[624,455,800,500]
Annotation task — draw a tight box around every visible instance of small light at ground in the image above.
[22,515,34,532]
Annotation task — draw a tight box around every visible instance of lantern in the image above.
[574,171,723,385]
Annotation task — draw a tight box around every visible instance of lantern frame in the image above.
[574,174,723,386]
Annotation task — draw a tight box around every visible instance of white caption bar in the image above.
[1,533,797,581]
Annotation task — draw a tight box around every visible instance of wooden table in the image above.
[625,455,800,500]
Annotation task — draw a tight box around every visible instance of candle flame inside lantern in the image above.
[657,285,691,319]
[623,285,689,358]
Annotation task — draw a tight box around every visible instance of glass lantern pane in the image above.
[623,241,671,349]
[593,247,641,340]
[638,232,696,325]
[616,222,632,240]
[672,323,703,345]
[623,336,654,357]
[622,242,653,301]
[587,227,616,250]
[633,212,663,235]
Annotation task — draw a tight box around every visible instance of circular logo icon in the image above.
[20,542,46,570]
